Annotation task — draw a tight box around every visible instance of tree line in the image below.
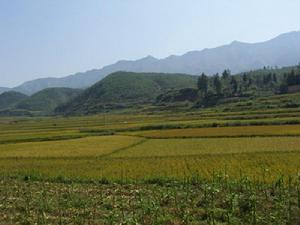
[197,65,300,100]
[279,66,300,93]
[197,69,279,99]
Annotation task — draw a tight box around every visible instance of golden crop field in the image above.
[0,135,143,158]
[0,110,300,182]
[0,152,299,181]
[129,124,300,138]
[110,136,300,158]
[1,109,300,224]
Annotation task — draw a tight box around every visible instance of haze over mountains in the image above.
[2,31,300,95]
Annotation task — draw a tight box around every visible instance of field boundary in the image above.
[1,148,298,160]
[97,137,149,159]
[0,132,115,145]
[127,134,300,139]
[0,134,88,145]
[106,149,300,160]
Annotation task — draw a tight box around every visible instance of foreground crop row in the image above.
[1,176,299,225]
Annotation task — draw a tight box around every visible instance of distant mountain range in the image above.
[2,31,300,95]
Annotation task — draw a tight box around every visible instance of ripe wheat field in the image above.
[0,108,300,224]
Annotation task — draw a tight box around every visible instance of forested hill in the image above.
[0,88,82,116]
[0,91,28,110]
[157,65,300,110]
[55,72,197,115]
[15,88,82,113]
[1,66,300,116]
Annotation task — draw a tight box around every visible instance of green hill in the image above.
[0,87,10,94]
[16,88,82,113]
[0,91,28,110]
[56,72,197,115]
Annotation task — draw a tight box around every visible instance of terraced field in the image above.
[128,124,300,138]
[0,135,142,158]
[1,107,300,224]
[111,137,300,158]
[0,108,300,180]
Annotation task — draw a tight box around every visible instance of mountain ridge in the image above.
[4,30,300,95]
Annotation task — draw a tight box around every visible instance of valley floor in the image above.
[1,96,300,224]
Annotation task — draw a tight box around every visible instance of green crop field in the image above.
[1,108,300,224]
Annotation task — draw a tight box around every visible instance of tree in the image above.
[280,69,300,94]
[272,73,277,83]
[263,73,273,85]
[279,83,288,94]
[242,73,248,84]
[247,77,253,87]
[287,70,296,85]
[222,69,231,80]
[197,73,208,97]
[242,73,248,91]
[230,76,238,95]
[213,74,222,96]
[286,69,300,85]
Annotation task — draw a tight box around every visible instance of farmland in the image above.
[1,177,299,224]
[3,3,300,223]
[0,104,300,224]
[127,125,300,138]
[1,111,300,180]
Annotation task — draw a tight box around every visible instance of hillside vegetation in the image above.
[15,88,82,114]
[1,65,300,116]
[0,87,11,94]
[0,88,81,116]
[56,72,197,115]
[55,65,300,116]
[0,91,28,110]
[157,65,300,109]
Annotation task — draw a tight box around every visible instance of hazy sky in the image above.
[1,0,300,87]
